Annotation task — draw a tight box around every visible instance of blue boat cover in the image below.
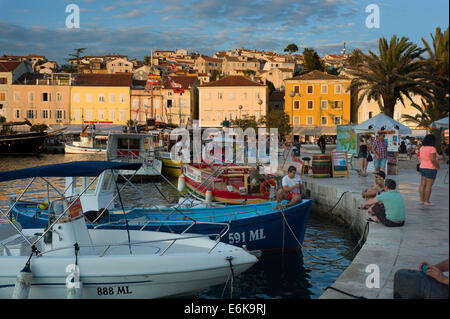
[0,161,142,182]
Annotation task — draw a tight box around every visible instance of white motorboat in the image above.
[64,134,107,154]
[0,161,258,299]
[106,132,162,177]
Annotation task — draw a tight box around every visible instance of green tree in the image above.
[210,69,221,82]
[230,115,258,131]
[284,43,299,54]
[347,49,365,67]
[301,48,324,74]
[143,56,151,65]
[67,48,86,73]
[242,69,256,77]
[347,35,431,118]
[259,110,292,138]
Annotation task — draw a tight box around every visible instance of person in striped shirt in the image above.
[371,133,388,174]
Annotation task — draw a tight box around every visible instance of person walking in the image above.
[417,134,440,206]
[358,137,369,176]
[371,132,388,174]
[318,135,326,154]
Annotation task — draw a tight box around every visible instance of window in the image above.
[321,85,328,94]
[26,109,36,119]
[133,99,139,108]
[86,109,93,121]
[321,100,328,110]
[98,109,105,121]
[321,116,328,125]
[109,110,116,121]
[242,92,247,100]
[333,101,343,109]
[73,109,81,121]
[335,84,342,94]
[120,94,126,103]
[14,109,21,119]
[98,94,105,103]
[369,112,373,119]
[86,94,93,103]
[204,92,211,100]
[218,92,223,100]
[42,92,50,102]
[0,77,7,84]
[307,116,313,125]
[0,93,5,101]
[28,92,34,102]
[229,92,235,100]
[110,93,116,103]
[307,100,313,109]
[119,110,126,121]
[334,116,341,125]
[56,110,63,120]
[41,110,50,119]
[56,92,62,102]
[293,116,300,125]
[294,101,299,109]
[74,93,80,103]
[203,110,211,120]
[14,92,20,101]
[307,85,313,94]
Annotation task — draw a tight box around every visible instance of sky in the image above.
[0,0,448,65]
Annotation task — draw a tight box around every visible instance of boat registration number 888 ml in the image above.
[97,286,132,295]
[228,228,266,245]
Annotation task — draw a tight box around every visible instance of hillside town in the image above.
[0,45,427,142]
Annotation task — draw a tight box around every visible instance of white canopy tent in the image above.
[353,113,412,135]
[431,116,449,129]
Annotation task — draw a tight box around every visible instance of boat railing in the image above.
[35,230,228,258]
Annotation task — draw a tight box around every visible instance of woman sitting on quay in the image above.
[417,134,440,206]
[359,171,385,209]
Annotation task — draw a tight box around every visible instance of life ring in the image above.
[260,179,276,197]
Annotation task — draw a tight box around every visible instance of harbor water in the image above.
[0,153,358,299]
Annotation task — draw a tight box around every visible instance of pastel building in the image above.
[70,74,133,125]
[10,73,73,126]
[130,79,164,124]
[284,70,351,138]
[198,75,268,128]
[0,61,31,120]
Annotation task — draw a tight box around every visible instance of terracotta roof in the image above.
[286,70,350,81]
[199,56,222,63]
[0,61,22,72]
[74,73,133,86]
[199,75,265,87]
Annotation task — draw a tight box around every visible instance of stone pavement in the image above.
[280,150,449,299]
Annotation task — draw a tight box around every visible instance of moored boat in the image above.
[0,161,258,299]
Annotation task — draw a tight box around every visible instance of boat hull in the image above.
[64,143,106,154]
[161,158,182,178]
[0,132,47,155]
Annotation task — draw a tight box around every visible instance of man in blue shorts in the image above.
[371,132,388,174]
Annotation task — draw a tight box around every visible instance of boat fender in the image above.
[177,174,186,192]
[11,247,38,299]
[67,243,83,299]
[38,200,49,210]
[260,179,276,197]
[205,189,213,203]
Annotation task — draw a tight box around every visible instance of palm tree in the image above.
[401,99,445,132]
[347,36,431,118]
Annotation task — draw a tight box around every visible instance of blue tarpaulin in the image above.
[0,161,142,182]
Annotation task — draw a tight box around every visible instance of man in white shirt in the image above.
[275,166,303,209]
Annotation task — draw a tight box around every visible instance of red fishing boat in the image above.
[181,163,279,204]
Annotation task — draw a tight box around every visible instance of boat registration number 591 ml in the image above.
[97,286,132,296]
[228,228,266,245]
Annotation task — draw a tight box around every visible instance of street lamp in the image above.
[238,104,243,128]
[257,99,263,120]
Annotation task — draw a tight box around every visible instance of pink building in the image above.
[130,80,164,124]
[11,73,73,126]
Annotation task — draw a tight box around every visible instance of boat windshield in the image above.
[118,138,140,150]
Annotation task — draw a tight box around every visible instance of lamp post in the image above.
[238,104,243,128]
[257,99,263,121]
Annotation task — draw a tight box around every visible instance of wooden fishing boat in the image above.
[181,163,278,205]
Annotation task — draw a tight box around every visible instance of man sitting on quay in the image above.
[394,259,449,299]
[275,166,303,210]
[367,179,405,227]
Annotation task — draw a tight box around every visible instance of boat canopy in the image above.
[0,161,142,182]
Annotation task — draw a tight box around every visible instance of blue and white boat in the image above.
[0,161,258,299]
[7,162,312,252]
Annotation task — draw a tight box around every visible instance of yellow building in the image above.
[284,70,351,138]
[70,74,133,125]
